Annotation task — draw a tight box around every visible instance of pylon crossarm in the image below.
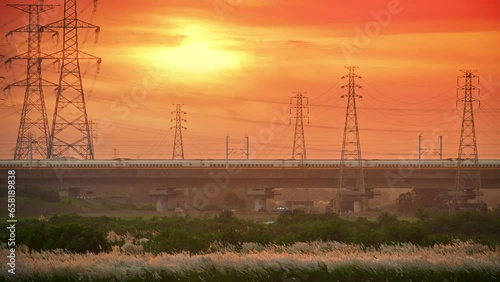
[7,26,32,35]
[4,77,58,89]
[4,79,28,89]
[7,25,59,35]
[5,52,30,62]
[40,79,58,87]
[7,4,58,13]
[42,19,65,29]
[44,18,99,30]
[45,50,102,62]
[79,51,102,62]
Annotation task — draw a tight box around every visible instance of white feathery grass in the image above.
[1,240,498,280]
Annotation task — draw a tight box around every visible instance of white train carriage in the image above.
[0,158,499,169]
[120,159,191,168]
[202,159,282,168]
[301,160,341,168]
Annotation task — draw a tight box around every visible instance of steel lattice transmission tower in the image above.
[336,66,367,212]
[290,92,309,160]
[449,70,484,212]
[4,3,58,160]
[171,104,187,159]
[44,0,101,159]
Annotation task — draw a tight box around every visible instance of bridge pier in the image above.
[333,195,368,213]
[447,190,487,214]
[247,188,279,212]
[149,188,178,212]
[333,188,378,213]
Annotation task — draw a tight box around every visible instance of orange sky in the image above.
[0,0,499,160]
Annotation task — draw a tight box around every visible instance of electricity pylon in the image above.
[288,92,309,209]
[449,70,484,212]
[171,104,187,159]
[44,0,101,159]
[290,92,308,160]
[4,3,58,160]
[336,66,366,212]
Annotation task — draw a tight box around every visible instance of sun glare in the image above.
[152,42,241,73]
[131,23,245,75]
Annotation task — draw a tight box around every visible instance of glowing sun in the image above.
[153,42,241,73]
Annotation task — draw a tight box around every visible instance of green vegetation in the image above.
[4,209,500,255]
[397,188,448,214]
[1,210,499,281]
[16,185,61,203]
[14,214,111,253]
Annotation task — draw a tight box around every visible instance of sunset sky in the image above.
[0,0,499,160]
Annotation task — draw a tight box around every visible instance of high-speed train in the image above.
[0,158,499,169]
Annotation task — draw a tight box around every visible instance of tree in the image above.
[224,191,246,209]
[377,212,398,225]
[18,222,111,253]
[397,189,447,214]
[416,208,430,221]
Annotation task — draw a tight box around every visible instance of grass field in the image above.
[2,240,498,282]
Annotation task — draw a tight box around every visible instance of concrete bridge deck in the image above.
[3,166,499,190]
